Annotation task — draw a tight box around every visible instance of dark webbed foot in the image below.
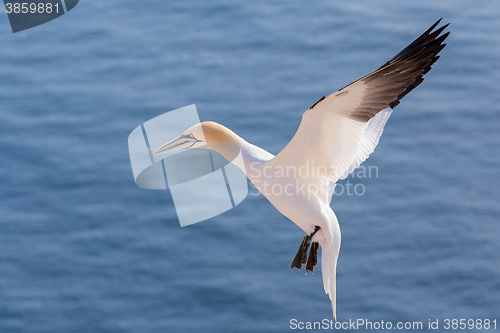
[291,236,310,271]
[306,242,319,274]
[291,226,321,273]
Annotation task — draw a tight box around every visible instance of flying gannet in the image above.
[154,19,449,318]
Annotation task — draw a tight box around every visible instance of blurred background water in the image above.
[0,1,499,332]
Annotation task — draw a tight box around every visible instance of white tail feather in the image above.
[320,240,338,319]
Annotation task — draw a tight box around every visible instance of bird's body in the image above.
[154,20,450,319]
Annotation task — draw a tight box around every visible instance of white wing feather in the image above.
[339,107,393,179]
[267,82,370,205]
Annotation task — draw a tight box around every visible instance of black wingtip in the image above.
[335,19,450,118]
[438,31,451,43]
[432,23,450,37]
[422,18,443,37]
[430,18,442,31]
[376,19,450,71]
[379,19,450,109]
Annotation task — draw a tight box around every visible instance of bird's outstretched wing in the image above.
[267,19,449,204]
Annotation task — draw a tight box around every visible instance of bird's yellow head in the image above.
[154,121,241,156]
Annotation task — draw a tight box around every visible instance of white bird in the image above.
[154,19,449,318]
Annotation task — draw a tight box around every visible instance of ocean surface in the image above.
[1,1,499,332]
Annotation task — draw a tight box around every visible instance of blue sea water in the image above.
[0,1,499,332]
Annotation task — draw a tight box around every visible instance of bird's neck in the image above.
[208,139,274,179]
[240,142,275,175]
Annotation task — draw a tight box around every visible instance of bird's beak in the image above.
[154,133,205,155]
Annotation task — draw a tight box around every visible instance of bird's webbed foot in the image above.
[291,236,310,271]
[305,241,319,274]
[290,226,321,273]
